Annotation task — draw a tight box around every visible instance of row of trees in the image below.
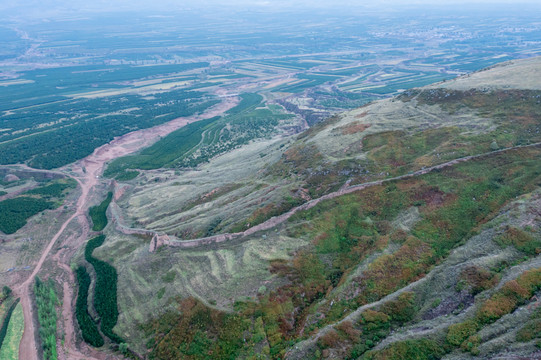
[0,92,218,169]
[34,277,59,360]
[75,266,104,347]
[84,235,123,343]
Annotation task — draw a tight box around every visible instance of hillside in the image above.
[92,57,541,359]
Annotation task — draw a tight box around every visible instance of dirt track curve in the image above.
[125,141,541,251]
[11,97,238,360]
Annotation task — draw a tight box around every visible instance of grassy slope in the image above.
[105,58,541,359]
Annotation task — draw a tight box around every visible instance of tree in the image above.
[2,286,12,298]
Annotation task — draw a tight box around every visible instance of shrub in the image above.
[317,330,341,349]
[476,268,541,324]
[145,297,249,359]
[1,286,11,299]
[380,292,416,323]
[335,321,361,342]
[495,226,540,255]
[477,293,517,323]
[516,319,541,342]
[459,266,499,294]
[360,310,390,331]
[446,320,478,346]
[461,335,480,355]
[362,339,446,360]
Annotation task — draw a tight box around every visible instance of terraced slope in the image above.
[103,57,541,359]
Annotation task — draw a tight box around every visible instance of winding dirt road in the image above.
[11,97,238,360]
[134,142,541,251]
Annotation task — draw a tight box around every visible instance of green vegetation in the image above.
[274,74,339,93]
[476,267,541,324]
[458,266,499,295]
[105,93,292,177]
[0,178,76,234]
[104,116,221,176]
[0,302,23,360]
[516,307,541,344]
[144,297,250,360]
[294,146,539,354]
[34,277,59,360]
[26,180,76,198]
[446,320,478,346]
[142,144,541,359]
[0,298,19,351]
[114,170,139,181]
[1,286,12,301]
[362,338,446,360]
[494,226,541,256]
[85,235,122,343]
[441,267,541,355]
[0,197,55,234]
[230,195,303,233]
[316,293,418,358]
[0,80,217,169]
[89,192,112,231]
[75,266,104,347]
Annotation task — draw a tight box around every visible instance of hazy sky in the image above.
[4,0,541,10]
[2,0,540,20]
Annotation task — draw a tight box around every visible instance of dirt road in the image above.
[12,97,238,360]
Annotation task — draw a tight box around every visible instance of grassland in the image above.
[0,302,23,360]
[0,292,17,350]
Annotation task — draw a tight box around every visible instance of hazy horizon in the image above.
[3,0,541,19]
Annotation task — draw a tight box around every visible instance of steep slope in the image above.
[101,57,541,359]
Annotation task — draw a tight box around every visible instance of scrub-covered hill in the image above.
[96,57,541,359]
